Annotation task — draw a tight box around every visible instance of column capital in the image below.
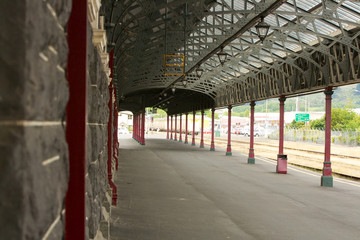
[250,101,256,107]
[211,107,215,112]
[279,96,286,102]
[228,105,232,110]
[324,87,334,96]
[201,109,204,114]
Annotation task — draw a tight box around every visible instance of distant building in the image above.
[118,111,133,128]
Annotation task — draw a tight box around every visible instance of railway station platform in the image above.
[110,135,360,240]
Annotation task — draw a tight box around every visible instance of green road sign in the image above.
[295,113,309,122]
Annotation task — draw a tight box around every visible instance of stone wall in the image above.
[0,0,71,239]
[86,22,112,240]
[0,1,112,239]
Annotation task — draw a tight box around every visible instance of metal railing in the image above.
[268,127,360,146]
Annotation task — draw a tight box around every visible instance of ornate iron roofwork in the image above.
[102,0,360,114]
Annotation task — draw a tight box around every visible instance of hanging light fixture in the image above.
[163,92,167,97]
[217,47,227,65]
[159,96,162,100]
[182,78,187,87]
[172,86,176,94]
[196,66,204,78]
[255,17,270,43]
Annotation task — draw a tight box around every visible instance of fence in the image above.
[268,127,360,146]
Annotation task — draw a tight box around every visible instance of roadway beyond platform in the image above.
[110,135,360,240]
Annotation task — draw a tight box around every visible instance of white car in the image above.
[118,127,129,135]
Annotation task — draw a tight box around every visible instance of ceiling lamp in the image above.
[255,17,270,43]
[196,66,204,78]
[217,47,227,65]
[182,78,187,87]
[172,86,176,94]
[159,96,162,100]
[163,93,167,97]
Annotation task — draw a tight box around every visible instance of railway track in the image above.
[199,136,360,179]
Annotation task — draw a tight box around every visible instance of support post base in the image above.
[226,151,232,156]
[210,148,215,151]
[191,143,196,146]
[248,158,255,164]
[184,141,188,144]
[179,140,182,142]
[321,175,333,187]
[200,145,204,148]
[174,139,177,141]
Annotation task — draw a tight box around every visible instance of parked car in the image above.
[234,128,242,135]
[243,127,265,137]
[118,127,129,135]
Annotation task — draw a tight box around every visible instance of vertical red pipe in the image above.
[141,109,145,145]
[170,115,173,140]
[226,105,232,156]
[210,108,215,151]
[174,114,177,141]
[248,101,256,164]
[179,114,183,142]
[113,103,119,170]
[185,112,188,144]
[277,96,287,173]
[107,81,117,205]
[192,111,196,146]
[200,110,205,148]
[65,0,87,237]
[322,87,334,187]
[166,115,169,139]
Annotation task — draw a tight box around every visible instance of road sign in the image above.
[295,113,309,122]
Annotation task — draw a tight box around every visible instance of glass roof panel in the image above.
[293,0,321,12]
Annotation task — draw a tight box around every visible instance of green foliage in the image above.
[309,108,360,130]
[205,110,220,119]
[310,117,325,129]
[152,108,167,118]
[287,120,305,129]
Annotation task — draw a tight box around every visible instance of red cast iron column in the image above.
[135,114,138,141]
[192,111,196,146]
[210,108,215,151]
[226,105,232,156]
[141,109,145,145]
[65,0,87,237]
[179,113,183,142]
[321,87,334,187]
[248,101,256,164]
[277,96,287,173]
[170,115,173,140]
[185,112,188,144]
[200,110,205,148]
[174,114,177,141]
[138,112,141,143]
[132,114,135,139]
[166,115,169,139]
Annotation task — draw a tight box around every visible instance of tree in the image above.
[309,108,360,130]
[287,120,305,129]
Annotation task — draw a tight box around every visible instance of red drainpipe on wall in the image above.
[107,55,117,205]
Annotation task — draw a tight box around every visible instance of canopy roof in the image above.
[102,0,360,114]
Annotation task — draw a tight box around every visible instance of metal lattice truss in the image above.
[103,0,360,113]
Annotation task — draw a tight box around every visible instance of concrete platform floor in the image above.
[110,135,360,240]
